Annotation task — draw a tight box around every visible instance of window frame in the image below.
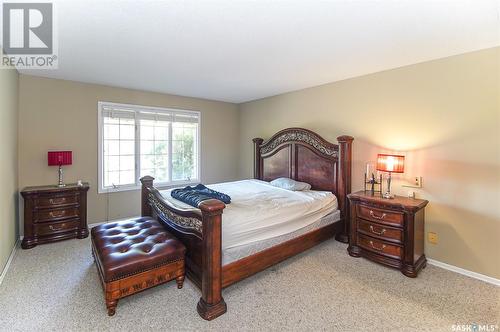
[97,101,201,194]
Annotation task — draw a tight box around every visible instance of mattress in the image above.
[159,179,338,250]
[222,210,341,265]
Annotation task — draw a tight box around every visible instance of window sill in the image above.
[98,180,200,194]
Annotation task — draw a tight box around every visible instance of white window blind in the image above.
[98,102,200,192]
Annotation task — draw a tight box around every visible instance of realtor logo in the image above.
[1,2,57,69]
[3,3,53,54]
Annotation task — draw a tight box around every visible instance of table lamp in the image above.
[48,151,72,187]
[376,154,404,199]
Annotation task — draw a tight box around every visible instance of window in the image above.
[98,102,200,193]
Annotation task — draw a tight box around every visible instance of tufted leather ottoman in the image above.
[91,217,186,316]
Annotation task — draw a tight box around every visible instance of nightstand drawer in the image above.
[357,219,403,243]
[34,219,79,236]
[357,204,404,227]
[357,234,402,260]
[36,194,79,208]
[34,207,80,223]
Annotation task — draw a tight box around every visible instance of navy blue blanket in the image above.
[171,184,231,208]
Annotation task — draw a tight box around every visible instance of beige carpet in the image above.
[0,236,498,331]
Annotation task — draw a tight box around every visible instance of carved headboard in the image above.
[253,128,353,242]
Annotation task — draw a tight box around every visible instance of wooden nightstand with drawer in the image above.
[21,183,90,249]
[347,190,429,277]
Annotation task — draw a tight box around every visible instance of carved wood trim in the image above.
[259,128,338,158]
[148,192,203,235]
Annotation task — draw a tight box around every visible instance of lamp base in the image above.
[382,172,394,199]
[382,192,395,199]
[57,165,66,187]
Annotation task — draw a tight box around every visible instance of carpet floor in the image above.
[0,236,498,331]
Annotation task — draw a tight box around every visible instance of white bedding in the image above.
[159,179,337,250]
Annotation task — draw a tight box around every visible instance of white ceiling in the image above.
[18,0,500,103]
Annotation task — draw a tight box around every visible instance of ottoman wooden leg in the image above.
[176,275,185,289]
[106,299,118,316]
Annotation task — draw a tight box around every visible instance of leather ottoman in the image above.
[91,217,186,316]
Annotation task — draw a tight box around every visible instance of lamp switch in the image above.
[403,176,423,188]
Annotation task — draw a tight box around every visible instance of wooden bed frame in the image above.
[140,128,353,320]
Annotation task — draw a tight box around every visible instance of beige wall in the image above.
[18,76,240,226]
[239,47,500,279]
[0,67,19,272]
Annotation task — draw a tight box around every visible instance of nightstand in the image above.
[21,183,90,249]
[347,191,429,277]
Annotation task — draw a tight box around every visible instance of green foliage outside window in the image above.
[172,129,195,180]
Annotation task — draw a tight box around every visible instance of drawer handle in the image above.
[369,210,387,220]
[369,225,386,235]
[49,210,65,218]
[49,198,66,205]
[369,240,386,251]
[49,224,64,231]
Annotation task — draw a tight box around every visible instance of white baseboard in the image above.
[0,239,20,287]
[427,259,500,287]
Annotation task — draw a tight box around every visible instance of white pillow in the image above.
[270,178,312,191]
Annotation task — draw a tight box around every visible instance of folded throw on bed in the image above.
[171,184,231,208]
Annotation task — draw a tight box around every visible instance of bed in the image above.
[140,128,353,320]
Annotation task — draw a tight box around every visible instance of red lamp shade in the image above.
[376,154,404,173]
[48,151,72,166]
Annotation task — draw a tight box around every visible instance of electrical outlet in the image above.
[414,176,422,187]
[403,176,423,188]
[428,232,438,244]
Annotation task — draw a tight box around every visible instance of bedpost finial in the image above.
[198,199,226,214]
[252,138,264,145]
[337,135,354,143]
[140,176,155,187]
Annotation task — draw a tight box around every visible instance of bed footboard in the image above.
[140,176,227,320]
